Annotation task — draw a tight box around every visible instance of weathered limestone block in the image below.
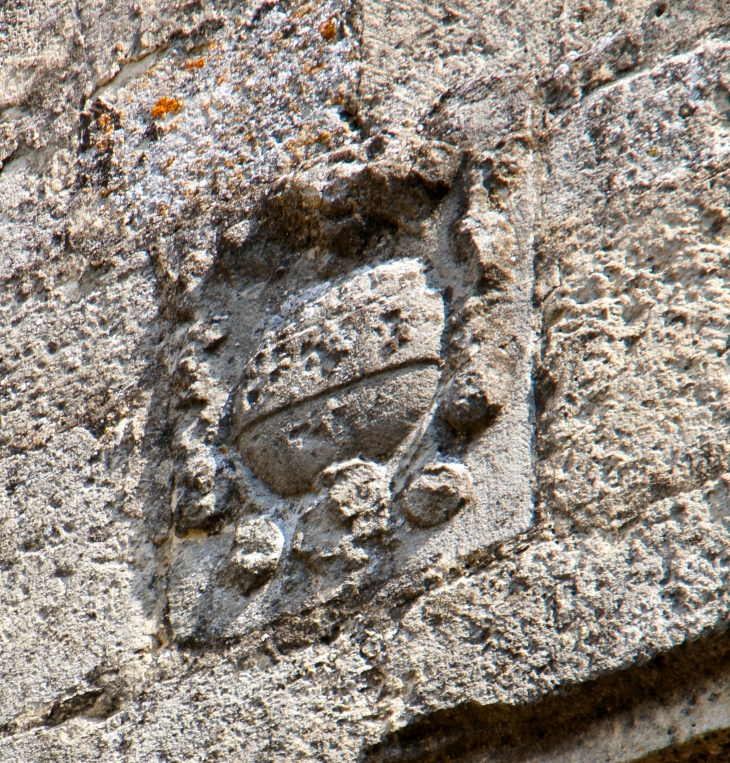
[2,0,730,761]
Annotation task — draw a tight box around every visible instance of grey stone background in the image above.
[1,0,730,760]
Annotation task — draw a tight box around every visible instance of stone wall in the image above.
[1,0,730,760]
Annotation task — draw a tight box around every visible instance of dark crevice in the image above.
[363,626,730,763]
[45,689,105,727]
[0,672,126,738]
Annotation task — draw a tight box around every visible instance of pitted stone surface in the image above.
[233,259,445,494]
[320,459,391,539]
[401,461,475,528]
[226,517,285,593]
[3,1,730,762]
[232,259,444,430]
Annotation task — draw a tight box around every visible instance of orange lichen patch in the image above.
[184,57,206,70]
[151,96,183,119]
[302,60,325,75]
[318,16,337,41]
[315,131,332,145]
[283,126,335,164]
[292,3,314,19]
[97,113,114,133]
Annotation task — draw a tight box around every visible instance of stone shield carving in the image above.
[231,259,445,495]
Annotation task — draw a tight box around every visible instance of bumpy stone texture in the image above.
[537,40,730,535]
[232,258,444,494]
[2,0,730,761]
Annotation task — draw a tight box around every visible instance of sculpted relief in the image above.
[232,259,445,496]
[164,140,536,646]
[7,5,730,759]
